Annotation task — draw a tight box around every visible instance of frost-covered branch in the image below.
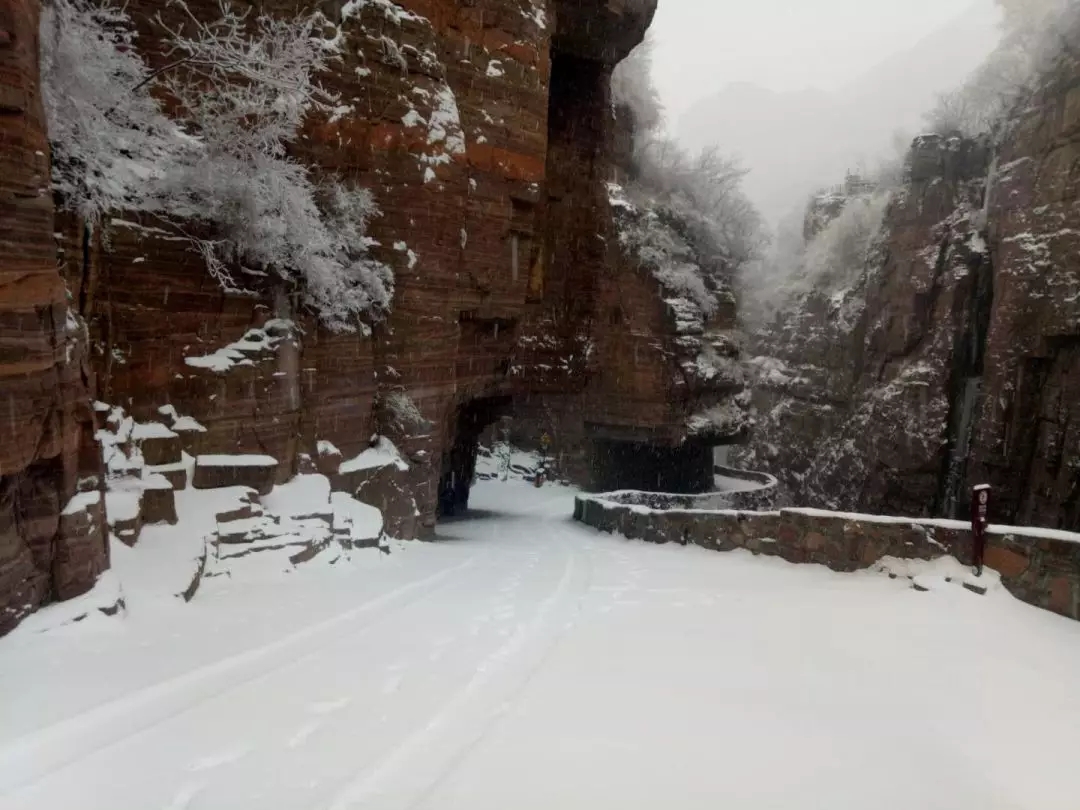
[925,0,1072,137]
[40,0,392,332]
[156,0,337,157]
[40,0,178,222]
[610,36,764,314]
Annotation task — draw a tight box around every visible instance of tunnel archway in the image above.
[438,395,513,517]
[588,438,715,494]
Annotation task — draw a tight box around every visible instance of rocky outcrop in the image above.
[738,10,1080,531]
[969,28,1080,530]
[0,0,106,635]
[508,24,748,493]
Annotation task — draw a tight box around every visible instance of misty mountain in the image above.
[677,0,1002,226]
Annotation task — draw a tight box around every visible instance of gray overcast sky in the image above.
[650,0,986,121]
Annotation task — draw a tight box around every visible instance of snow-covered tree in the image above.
[40,0,392,332]
[797,192,891,295]
[925,0,1071,137]
[627,137,764,284]
[609,40,764,316]
[40,0,177,222]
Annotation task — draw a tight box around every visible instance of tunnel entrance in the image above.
[589,439,714,494]
[438,396,513,517]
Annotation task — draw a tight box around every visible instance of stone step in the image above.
[132,422,183,466]
[215,497,265,524]
[105,490,143,547]
[216,515,285,545]
[141,473,178,525]
[217,535,311,560]
[194,454,278,496]
[147,461,188,491]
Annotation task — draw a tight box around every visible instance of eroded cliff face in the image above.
[4,0,741,633]
[509,28,749,494]
[0,0,106,635]
[969,30,1080,530]
[56,0,563,540]
[737,14,1080,529]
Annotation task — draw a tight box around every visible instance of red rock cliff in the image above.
[0,0,106,635]
[737,11,1080,529]
[3,0,729,634]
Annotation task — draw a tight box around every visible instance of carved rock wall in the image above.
[55,0,559,541]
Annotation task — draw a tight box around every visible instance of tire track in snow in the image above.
[408,527,596,810]
[0,554,480,796]
[324,511,592,810]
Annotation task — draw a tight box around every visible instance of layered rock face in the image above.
[738,16,1080,530]
[3,0,757,632]
[50,0,656,521]
[0,0,106,635]
[969,32,1080,529]
[60,0,565,538]
[510,33,748,493]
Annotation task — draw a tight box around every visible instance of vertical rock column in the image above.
[511,0,657,481]
[0,0,106,636]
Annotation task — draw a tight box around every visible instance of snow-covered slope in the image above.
[2,479,1080,809]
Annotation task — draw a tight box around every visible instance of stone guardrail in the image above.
[599,466,779,513]
[574,494,1080,622]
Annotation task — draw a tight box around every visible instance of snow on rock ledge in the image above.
[183,320,296,375]
[338,437,409,475]
[333,438,416,539]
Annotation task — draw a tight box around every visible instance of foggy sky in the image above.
[650,0,989,122]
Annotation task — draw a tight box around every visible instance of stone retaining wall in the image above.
[598,467,778,513]
[574,495,1080,621]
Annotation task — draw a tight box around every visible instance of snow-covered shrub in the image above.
[609,33,764,326]
[381,391,431,436]
[611,143,762,327]
[612,185,715,318]
[40,0,392,332]
[924,0,1071,137]
[796,192,891,296]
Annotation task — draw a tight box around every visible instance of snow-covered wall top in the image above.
[575,493,1080,622]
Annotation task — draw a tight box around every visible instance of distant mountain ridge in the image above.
[677,0,1002,225]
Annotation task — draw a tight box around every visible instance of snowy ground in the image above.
[3,480,1080,809]
[713,472,767,493]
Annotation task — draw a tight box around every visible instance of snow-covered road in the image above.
[3,479,1080,809]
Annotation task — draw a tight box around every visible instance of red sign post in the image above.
[971,484,991,576]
